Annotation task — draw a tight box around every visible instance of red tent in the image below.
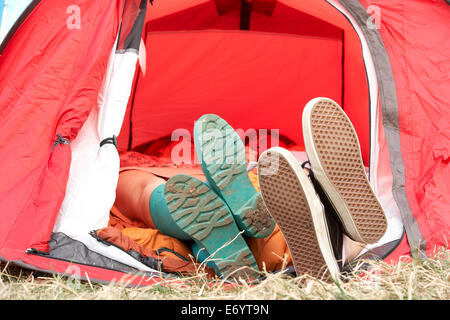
[0,0,448,285]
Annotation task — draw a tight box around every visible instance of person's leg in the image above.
[115,169,198,240]
[115,169,165,228]
[115,169,260,278]
[245,225,293,272]
[343,235,366,263]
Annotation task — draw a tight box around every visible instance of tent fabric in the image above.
[54,0,153,271]
[337,0,422,259]
[48,232,145,275]
[0,0,448,285]
[214,0,278,16]
[0,0,124,256]
[129,29,343,150]
[364,0,450,259]
[0,252,163,287]
[54,50,140,237]
[275,0,372,165]
[128,0,372,166]
[0,0,162,280]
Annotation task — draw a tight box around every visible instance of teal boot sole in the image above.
[194,114,275,238]
[164,174,259,279]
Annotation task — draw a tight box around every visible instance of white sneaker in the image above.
[258,147,340,282]
[302,97,387,244]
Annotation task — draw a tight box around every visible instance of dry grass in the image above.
[1,248,449,300]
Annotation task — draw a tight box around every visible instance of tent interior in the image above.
[118,0,371,167]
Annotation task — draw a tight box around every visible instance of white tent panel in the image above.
[53,39,152,271]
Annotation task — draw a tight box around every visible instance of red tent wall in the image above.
[121,1,372,166]
[365,0,450,259]
[0,0,123,258]
[130,30,343,150]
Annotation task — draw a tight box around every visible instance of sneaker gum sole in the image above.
[164,175,260,279]
[302,98,387,244]
[194,114,275,238]
[258,147,340,281]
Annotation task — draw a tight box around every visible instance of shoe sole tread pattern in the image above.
[306,99,387,244]
[258,151,334,281]
[195,114,275,238]
[198,115,246,190]
[164,175,259,279]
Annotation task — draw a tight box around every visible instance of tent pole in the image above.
[240,0,251,30]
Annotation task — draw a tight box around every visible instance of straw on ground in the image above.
[1,249,448,300]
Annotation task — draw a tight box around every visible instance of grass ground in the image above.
[0,248,448,300]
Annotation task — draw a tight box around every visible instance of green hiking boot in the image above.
[191,242,216,270]
[193,114,275,238]
[157,174,259,279]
